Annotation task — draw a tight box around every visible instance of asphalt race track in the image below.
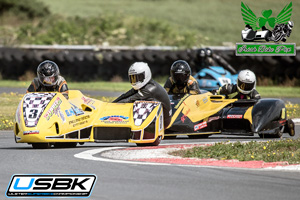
[0,126,299,200]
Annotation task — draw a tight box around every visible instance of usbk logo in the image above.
[6,174,97,198]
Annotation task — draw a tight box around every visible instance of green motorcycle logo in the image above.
[241,2,292,30]
[241,2,294,42]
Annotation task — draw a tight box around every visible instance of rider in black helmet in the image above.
[27,60,69,99]
[196,48,207,71]
[196,48,237,75]
[164,60,200,95]
[205,48,237,74]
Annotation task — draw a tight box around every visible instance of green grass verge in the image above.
[0,93,22,130]
[37,0,300,46]
[172,139,300,164]
[69,82,131,92]
[2,0,299,46]
[257,86,300,98]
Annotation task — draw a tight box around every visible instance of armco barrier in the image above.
[0,45,299,82]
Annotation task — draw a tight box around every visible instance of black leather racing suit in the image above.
[164,76,200,95]
[113,79,172,128]
[27,76,69,99]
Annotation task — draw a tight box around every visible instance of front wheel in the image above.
[53,142,77,148]
[136,136,161,147]
[32,143,50,149]
[164,135,177,139]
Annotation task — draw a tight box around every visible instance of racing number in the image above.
[222,79,229,84]
[28,109,38,119]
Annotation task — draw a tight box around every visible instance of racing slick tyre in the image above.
[189,134,210,139]
[273,128,283,138]
[53,142,77,148]
[32,143,50,149]
[286,119,295,137]
[164,135,177,139]
[136,136,161,147]
[258,128,283,138]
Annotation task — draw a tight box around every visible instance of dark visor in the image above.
[129,72,145,84]
[173,73,189,85]
[238,79,255,91]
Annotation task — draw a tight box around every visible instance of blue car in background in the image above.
[194,66,238,91]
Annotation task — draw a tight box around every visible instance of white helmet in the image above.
[288,21,294,29]
[128,62,152,90]
[237,69,256,94]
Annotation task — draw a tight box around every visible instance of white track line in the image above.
[74,147,172,166]
[292,118,300,124]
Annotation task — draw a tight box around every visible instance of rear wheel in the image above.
[258,128,282,138]
[286,119,295,137]
[258,134,272,138]
[32,143,50,149]
[136,136,161,147]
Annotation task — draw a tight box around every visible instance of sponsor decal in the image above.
[23,93,56,127]
[6,174,97,198]
[236,43,295,56]
[218,77,231,85]
[159,113,163,132]
[194,121,207,131]
[81,97,96,110]
[23,130,39,135]
[202,97,208,104]
[181,108,190,123]
[44,97,65,123]
[69,115,90,127]
[169,109,172,117]
[133,101,160,126]
[196,97,208,108]
[65,103,84,117]
[227,115,243,119]
[196,100,200,107]
[208,116,220,123]
[100,115,129,121]
[100,115,129,124]
[281,108,286,119]
[237,2,295,56]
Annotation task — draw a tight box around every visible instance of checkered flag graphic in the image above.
[133,101,160,126]
[23,93,56,127]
